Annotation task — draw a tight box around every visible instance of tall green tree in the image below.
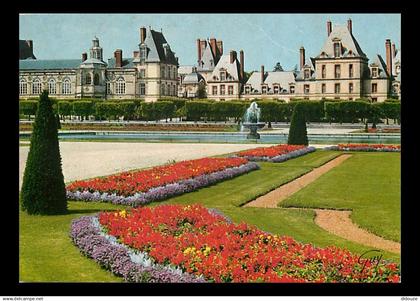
[21,91,67,215]
[288,103,308,145]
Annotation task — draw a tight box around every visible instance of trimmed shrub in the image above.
[73,101,94,121]
[154,101,176,122]
[288,103,308,146]
[186,101,211,122]
[95,102,120,121]
[118,102,136,121]
[57,101,72,120]
[21,91,67,215]
[19,101,38,120]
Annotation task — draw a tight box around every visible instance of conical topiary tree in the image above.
[21,90,67,215]
[287,103,308,146]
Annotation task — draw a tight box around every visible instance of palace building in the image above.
[19,27,179,102]
[19,19,400,103]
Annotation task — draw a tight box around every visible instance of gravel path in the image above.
[19,142,273,189]
[244,154,352,208]
[314,209,400,254]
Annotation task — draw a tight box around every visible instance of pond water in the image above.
[20,131,401,145]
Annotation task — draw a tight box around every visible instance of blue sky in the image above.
[19,14,400,72]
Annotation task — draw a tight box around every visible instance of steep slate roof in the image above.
[19,59,81,70]
[183,72,205,84]
[19,40,36,60]
[142,28,178,65]
[371,54,389,78]
[178,65,194,75]
[316,24,367,58]
[246,71,295,93]
[107,58,135,68]
[198,44,216,71]
[210,54,240,81]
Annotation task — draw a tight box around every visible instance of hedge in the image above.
[19,101,38,120]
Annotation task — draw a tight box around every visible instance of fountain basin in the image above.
[242,122,266,139]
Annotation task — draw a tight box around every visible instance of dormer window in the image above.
[245,86,250,94]
[371,67,378,78]
[140,45,147,62]
[334,42,341,57]
[261,85,267,94]
[220,71,226,81]
[289,85,295,94]
[321,65,326,79]
[273,85,279,94]
[304,69,310,79]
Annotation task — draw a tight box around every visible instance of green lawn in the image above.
[281,152,401,243]
[19,150,401,282]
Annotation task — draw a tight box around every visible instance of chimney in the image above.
[140,27,146,43]
[133,50,139,58]
[347,19,352,34]
[209,38,217,57]
[229,50,237,64]
[82,52,87,62]
[261,65,265,84]
[327,20,332,36]
[200,40,207,54]
[197,39,202,63]
[300,46,305,70]
[240,50,244,81]
[114,49,122,68]
[392,43,396,58]
[385,39,392,77]
[216,40,223,55]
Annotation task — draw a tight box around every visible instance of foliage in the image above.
[21,91,67,215]
[118,102,136,121]
[19,101,38,120]
[73,101,94,121]
[288,103,308,145]
[57,101,72,120]
[186,101,212,121]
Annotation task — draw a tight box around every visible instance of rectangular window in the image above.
[139,83,146,96]
[349,83,354,93]
[334,43,341,57]
[372,83,378,93]
[273,86,279,94]
[220,84,225,95]
[228,85,233,95]
[106,82,111,94]
[334,65,341,79]
[212,86,217,95]
[304,69,310,79]
[335,83,340,94]
[245,86,250,94]
[321,65,326,79]
[321,83,326,94]
[220,72,226,81]
[372,68,378,78]
[304,84,310,94]
[161,66,165,78]
[349,64,354,78]
[372,97,378,102]
[140,69,145,78]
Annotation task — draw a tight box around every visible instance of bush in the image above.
[288,103,308,145]
[19,101,38,120]
[186,101,211,122]
[57,101,72,120]
[73,101,94,121]
[257,101,282,127]
[95,102,120,121]
[154,101,176,122]
[118,102,136,121]
[21,91,67,215]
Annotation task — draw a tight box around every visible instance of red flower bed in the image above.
[236,144,306,158]
[99,204,400,283]
[66,157,248,196]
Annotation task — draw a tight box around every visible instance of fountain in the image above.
[242,102,265,139]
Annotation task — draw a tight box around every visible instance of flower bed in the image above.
[235,144,316,162]
[66,157,259,206]
[325,144,401,152]
[75,204,401,283]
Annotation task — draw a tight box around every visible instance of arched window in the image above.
[115,77,125,95]
[85,73,92,85]
[19,79,27,95]
[161,84,165,95]
[94,73,100,85]
[32,78,42,95]
[62,78,72,94]
[48,78,56,94]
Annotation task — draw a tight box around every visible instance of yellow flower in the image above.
[119,210,127,218]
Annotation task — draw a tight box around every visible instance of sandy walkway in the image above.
[244,154,352,208]
[19,142,273,189]
[314,209,400,254]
